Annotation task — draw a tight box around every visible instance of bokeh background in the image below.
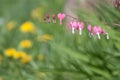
[0,0,120,80]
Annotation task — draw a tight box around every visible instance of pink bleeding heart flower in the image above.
[93,26,102,39]
[52,14,56,23]
[58,13,66,25]
[118,1,120,4]
[117,1,120,5]
[69,21,78,34]
[101,29,106,34]
[93,26,102,34]
[77,22,84,35]
[88,24,92,32]
[46,14,51,23]
[43,17,47,23]
[101,29,109,39]
[87,24,93,37]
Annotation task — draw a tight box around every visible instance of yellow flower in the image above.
[37,34,53,42]
[0,55,3,61]
[13,51,27,59]
[31,7,43,21]
[42,34,53,41]
[18,51,27,58]
[6,21,16,30]
[21,55,32,63]
[5,48,16,57]
[38,54,44,60]
[20,21,36,33]
[37,72,46,78]
[0,77,3,80]
[20,40,32,48]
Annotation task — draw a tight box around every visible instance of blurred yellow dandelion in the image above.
[21,55,32,63]
[37,72,46,78]
[6,21,16,30]
[5,48,16,57]
[31,7,43,21]
[37,34,53,42]
[37,36,42,42]
[20,21,36,33]
[13,52,20,59]
[20,40,32,48]
[42,34,53,41]
[0,55,3,61]
[0,77,3,80]
[38,54,44,60]
[17,51,27,58]
[13,51,27,59]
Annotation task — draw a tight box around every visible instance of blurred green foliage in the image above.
[0,0,120,80]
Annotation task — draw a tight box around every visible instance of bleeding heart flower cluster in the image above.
[112,0,120,9]
[44,14,56,23]
[68,21,84,35]
[115,1,120,8]
[44,13,66,24]
[87,25,109,39]
[44,12,109,39]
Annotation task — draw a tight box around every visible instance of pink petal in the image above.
[88,24,92,32]
[78,22,84,29]
[93,26,98,34]
[97,26,102,33]
[58,13,66,25]
[101,29,106,34]
[58,13,66,20]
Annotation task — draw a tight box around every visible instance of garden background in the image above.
[0,0,120,80]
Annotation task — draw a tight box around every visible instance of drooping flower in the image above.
[52,14,56,23]
[58,13,66,25]
[88,24,92,32]
[88,25,109,39]
[46,14,51,23]
[77,22,84,35]
[44,17,47,23]
[93,26,102,39]
[115,0,120,8]
[20,40,32,48]
[69,21,78,34]
[43,11,110,40]
[43,14,51,23]
[87,24,93,37]
[20,21,36,33]
[101,29,109,39]
[69,21,85,35]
